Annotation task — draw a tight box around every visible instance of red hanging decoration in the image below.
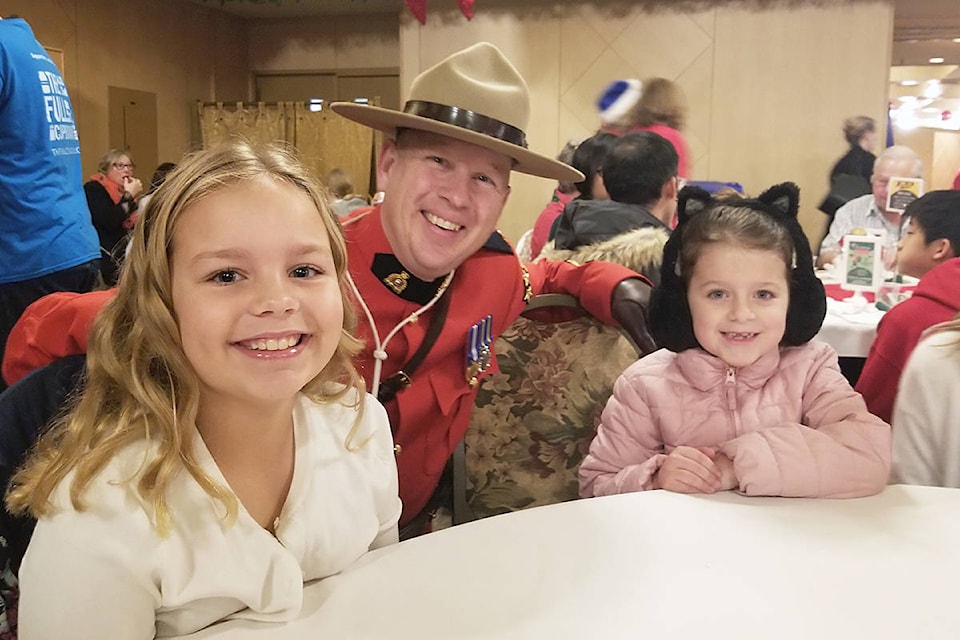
[404,0,474,24]
[405,0,427,24]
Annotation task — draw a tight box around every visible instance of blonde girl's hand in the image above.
[654,445,722,494]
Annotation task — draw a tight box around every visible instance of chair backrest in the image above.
[454,295,642,523]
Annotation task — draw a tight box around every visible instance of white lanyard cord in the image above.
[347,269,455,399]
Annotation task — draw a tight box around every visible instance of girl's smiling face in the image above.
[686,241,790,369]
[169,176,343,412]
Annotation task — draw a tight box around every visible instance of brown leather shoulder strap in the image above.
[377,287,452,405]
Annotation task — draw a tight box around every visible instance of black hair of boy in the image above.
[904,190,960,253]
[602,131,678,206]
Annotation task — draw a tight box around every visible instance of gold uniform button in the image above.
[393,444,403,456]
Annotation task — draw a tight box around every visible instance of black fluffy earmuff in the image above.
[649,182,827,353]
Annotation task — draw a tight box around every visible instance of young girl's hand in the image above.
[709,451,738,491]
[654,446,723,493]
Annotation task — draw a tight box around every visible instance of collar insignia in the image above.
[372,253,445,304]
[384,271,410,295]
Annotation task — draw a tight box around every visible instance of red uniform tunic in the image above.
[343,206,636,524]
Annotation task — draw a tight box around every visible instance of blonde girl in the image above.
[8,141,400,638]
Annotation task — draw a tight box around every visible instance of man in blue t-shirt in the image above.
[0,15,100,391]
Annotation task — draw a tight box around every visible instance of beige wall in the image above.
[400,0,894,244]
[894,127,960,191]
[13,0,895,245]
[7,0,248,177]
[247,14,399,72]
[13,1,399,177]
[932,131,960,190]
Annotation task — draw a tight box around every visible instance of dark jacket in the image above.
[819,145,875,217]
[0,354,86,574]
[553,199,668,252]
[84,180,132,285]
[831,144,876,183]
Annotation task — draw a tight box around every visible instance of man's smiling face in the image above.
[376,129,512,281]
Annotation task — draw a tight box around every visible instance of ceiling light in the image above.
[923,80,943,99]
[930,57,945,64]
[954,38,960,43]
[895,111,919,130]
[900,80,919,86]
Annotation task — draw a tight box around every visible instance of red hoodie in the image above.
[1,289,116,386]
[856,257,960,423]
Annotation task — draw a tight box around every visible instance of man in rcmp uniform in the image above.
[330,42,654,535]
[3,43,655,538]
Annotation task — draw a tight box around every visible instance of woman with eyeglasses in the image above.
[84,149,143,285]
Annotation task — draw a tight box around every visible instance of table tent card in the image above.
[841,233,883,304]
[886,176,924,214]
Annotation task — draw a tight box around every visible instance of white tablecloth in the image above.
[815,296,885,358]
[175,485,960,639]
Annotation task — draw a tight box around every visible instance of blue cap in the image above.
[597,79,642,125]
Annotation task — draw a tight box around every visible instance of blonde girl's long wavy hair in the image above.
[6,140,365,533]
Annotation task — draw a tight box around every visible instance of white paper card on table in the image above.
[841,234,883,295]
[886,176,924,214]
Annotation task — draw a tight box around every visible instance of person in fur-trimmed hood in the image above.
[541,226,669,288]
[546,131,677,285]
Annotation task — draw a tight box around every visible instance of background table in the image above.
[814,275,915,359]
[816,296,886,358]
[176,485,960,639]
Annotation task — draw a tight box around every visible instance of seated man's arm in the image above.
[817,206,855,268]
[525,259,655,354]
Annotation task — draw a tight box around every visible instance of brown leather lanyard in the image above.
[376,287,452,405]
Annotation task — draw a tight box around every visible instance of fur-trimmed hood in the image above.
[539,225,669,285]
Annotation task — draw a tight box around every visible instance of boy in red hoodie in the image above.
[856,190,960,423]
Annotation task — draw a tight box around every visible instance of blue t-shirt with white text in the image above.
[0,17,99,283]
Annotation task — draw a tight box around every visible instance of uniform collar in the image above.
[371,253,447,305]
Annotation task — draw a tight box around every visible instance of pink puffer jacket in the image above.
[579,340,891,499]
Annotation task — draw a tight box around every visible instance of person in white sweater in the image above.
[6,141,401,638]
[891,317,960,487]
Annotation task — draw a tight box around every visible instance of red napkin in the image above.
[823,284,875,303]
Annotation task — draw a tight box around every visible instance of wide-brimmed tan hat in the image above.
[331,42,582,183]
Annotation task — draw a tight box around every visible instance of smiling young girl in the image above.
[7,142,401,638]
[579,183,890,499]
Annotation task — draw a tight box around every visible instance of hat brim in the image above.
[331,102,583,183]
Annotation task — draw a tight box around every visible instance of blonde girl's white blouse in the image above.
[18,390,401,639]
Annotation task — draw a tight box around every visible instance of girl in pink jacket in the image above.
[579,183,891,499]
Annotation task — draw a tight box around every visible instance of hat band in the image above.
[403,100,528,149]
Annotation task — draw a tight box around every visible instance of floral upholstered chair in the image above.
[454,294,643,522]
